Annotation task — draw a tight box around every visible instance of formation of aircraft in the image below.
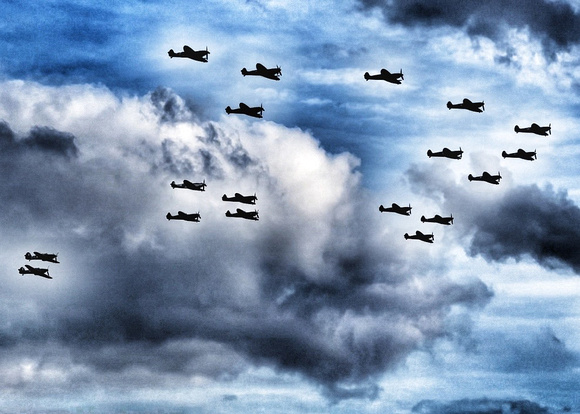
[168,45,210,62]
[447,98,484,112]
[502,149,537,161]
[225,103,264,118]
[379,203,412,216]
[421,214,454,225]
[166,211,201,222]
[514,123,551,136]
[241,63,282,80]
[171,179,207,191]
[222,193,257,205]
[468,171,502,185]
[19,265,52,279]
[25,251,59,263]
[427,147,463,160]
[364,68,404,84]
[226,208,259,221]
[404,231,434,243]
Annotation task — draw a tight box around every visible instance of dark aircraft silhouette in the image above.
[19,265,52,279]
[222,193,257,205]
[25,251,59,263]
[502,149,537,161]
[404,231,434,243]
[364,68,404,84]
[447,98,484,112]
[225,103,264,118]
[421,214,454,225]
[379,203,412,216]
[170,179,206,191]
[514,123,551,136]
[468,171,502,185]
[168,45,209,62]
[427,147,463,160]
[241,63,282,80]
[225,208,259,221]
[166,211,201,222]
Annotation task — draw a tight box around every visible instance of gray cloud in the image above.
[0,84,493,401]
[468,184,580,273]
[412,398,553,414]
[358,0,580,57]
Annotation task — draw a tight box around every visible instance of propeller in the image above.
[548,123,551,135]
[277,65,282,76]
[400,68,404,80]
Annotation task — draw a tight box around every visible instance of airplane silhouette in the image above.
[514,123,551,136]
[225,103,264,118]
[25,251,59,263]
[421,214,454,225]
[447,98,484,112]
[225,208,259,221]
[468,171,502,185]
[379,203,412,216]
[18,265,52,279]
[222,193,257,205]
[364,68,404,84]
[166,211,201,222]
[168,45,209,62]
[427,147,463,160]
[241,63,281,80]
[404,231,434,243]
[170,179,206,191]
[502,149,537,161]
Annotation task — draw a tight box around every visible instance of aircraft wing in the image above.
[25,264,34,271]
[183,45,194,53]
[256,63,267,71]
[239,102,249,110]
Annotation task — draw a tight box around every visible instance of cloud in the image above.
[468,184,580,273]
[358,0,580,57]
[407,162,580,275]
[412,398,554,414]
[0,81,493,400]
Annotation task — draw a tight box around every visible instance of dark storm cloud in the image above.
[468,185,580,273]
[358,0,580,56]
[412,398,553,414]
[407,163,580,275]
[0,85,493,401]
[0,121,78,157]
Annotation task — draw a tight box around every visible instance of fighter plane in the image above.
[404,231,434,243]
[502,149,537,161]
[427,147,463,160]
[447,98,485,112]
[364,68,404,84]
[170,179,207,191]
[222,193,257,205]
[25,251,59,263]
[225,208,259,221]
[167,45,209,62]
[468,171,502,185]
[379,203,412,216]
[241,63,282,80]
[18,265,52,279]
[166,211,201,222]
[225,103,264,118]
[421,214,454,225]
[514,123,551,136]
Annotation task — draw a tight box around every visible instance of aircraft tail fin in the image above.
[427,149,432,158]
[241,68,247,76]
[514,125,520,133]
[225,106,232,114]
[364,72,370,81]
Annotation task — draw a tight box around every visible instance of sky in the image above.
[1,0,580,413]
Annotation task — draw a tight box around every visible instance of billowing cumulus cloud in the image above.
[0,81,493,400]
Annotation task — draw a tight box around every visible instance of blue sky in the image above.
[1,1,580,413]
